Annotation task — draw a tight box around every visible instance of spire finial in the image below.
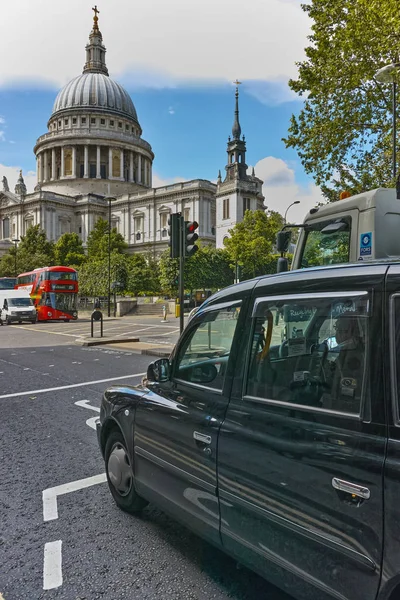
[92,5,100,33]
[232,80,242,140]
[83,6,109,75]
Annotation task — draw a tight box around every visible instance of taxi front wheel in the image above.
[104,430,148,514]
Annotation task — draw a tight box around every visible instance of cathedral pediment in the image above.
[0,191,20,205]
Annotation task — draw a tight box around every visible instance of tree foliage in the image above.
[158,247,233,295]
[284,0,400,201]
[0,225,54,275]
[224,210,284,279]
[54,233,86,266]
[86,218,127,259]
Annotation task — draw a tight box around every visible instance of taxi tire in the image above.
[104,430,148,514]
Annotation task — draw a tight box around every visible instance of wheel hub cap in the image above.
[107,444,133,496]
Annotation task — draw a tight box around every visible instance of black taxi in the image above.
[97,261,400,600]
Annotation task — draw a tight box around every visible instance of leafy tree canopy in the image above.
[0,225,54,275]
[224,209,284,279]
[86,218,127,259]
[54,233,86,266]
[284,0,400,201]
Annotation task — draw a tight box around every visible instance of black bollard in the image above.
[91,309,103,338]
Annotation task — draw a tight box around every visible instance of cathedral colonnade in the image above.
[36,145,152,187]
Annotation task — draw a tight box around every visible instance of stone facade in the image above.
[0,15,263,258]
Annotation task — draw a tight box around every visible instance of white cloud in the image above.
[0,117,5,125]
[0,0,310,101]
[9,140,16,144]
[251,157,325,222]
[0,164,36,194]
[152,172,185,188]
[168,106,175,115]
[0,131,5,142]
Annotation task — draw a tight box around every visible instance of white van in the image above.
[0,290,37,325]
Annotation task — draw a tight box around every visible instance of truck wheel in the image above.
[104,430,148,514]
[6,318,11,325]
[30,320,36,324]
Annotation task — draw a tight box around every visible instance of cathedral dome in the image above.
[52,73,138,122]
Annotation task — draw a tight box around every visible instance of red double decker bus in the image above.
[15,266,78,321]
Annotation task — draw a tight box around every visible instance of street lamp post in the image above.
[375,63,399,181]
[105,196,116,317]
[284,201,300,224]
[12,238,19,276]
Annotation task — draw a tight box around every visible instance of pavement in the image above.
[0,323,293,600]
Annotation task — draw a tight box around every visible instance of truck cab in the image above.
[286,188,400,270]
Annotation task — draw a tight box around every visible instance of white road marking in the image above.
[86,416,99,430]
[42,473,107,521]
[0,372,145,400]
[43,540,62,590]
[49,364,54,367]
[74,400,100,412]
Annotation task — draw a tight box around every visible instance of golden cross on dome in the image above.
[92,5,100,18]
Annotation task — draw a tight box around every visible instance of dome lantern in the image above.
[83,5,109,76]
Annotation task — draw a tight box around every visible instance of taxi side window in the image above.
[175,305,241,390]
[246,294,369,414]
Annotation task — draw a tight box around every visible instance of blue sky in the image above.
[0,0,321,222]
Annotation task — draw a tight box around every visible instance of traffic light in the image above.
[185,221,199,257]
[168,213,181,258]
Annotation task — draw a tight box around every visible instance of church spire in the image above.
[83,6,109,76]
[232,81,242,140]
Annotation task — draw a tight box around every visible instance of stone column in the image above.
[43,150,49,181]
[72,146,77,178]
[36,154,40,182]
[53,209,57,241]
[138,154,142,184]
[51,149,56,181]
[129,151,134,182]
[120,149,124,180]
[96,145,101,179]
[149,163,152,187]
[108,147,113,180]
[61,147,65,178]
[84,145,89,178]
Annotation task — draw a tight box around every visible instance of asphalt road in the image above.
[0,323,294,600]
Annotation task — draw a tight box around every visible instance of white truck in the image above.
[277,187,400,271]
[0,289,37,325]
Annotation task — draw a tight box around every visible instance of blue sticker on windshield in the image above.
[360,232,372,256]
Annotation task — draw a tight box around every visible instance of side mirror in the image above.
[276,230,291,253]
[147,358,170,383]
[277,257,289,273]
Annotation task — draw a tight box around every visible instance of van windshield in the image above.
[300,220,351,268]
[8,298,33,307]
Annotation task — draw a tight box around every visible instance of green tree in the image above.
[86,218,127,259]
[0,225,54,275]
[126,253,161,295]
[224,209,284,279]
[284,0,400,201]
[78,252,129,297]
[54,233,86,266]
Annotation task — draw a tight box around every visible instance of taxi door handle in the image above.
[332,477,370,499]
[193,431,211,445]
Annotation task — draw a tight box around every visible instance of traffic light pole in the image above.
[179,214,185,335]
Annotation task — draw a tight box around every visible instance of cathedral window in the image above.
[101,118,105,125]
[91,118,96,124]
[243,198,251,213]
[3,218,10,239]
[160,212,168,229]
[223,198,230,220]
[110,120,114,127]
[231,153,234,164]
[58,120,61,127]
[125,124,129,131]
[131,127,134,133]
[64,118,69,125]
[118,122,122,128]
[72,118,77,125]
[81,117,86,124]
